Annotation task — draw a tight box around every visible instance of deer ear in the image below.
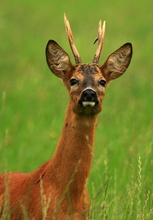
[101,43,132,82]
[46,40,73,79]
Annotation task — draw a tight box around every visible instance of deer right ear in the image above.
[100,43,133,82]
[46,40,73,79]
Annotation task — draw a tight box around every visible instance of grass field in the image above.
[0,0,153,219]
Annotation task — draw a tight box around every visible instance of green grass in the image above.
[0,0,153,219]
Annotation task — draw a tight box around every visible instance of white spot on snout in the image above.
[82,102,96,107]
[82,87,96,93]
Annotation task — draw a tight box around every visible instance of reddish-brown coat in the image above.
[0,15,132,219]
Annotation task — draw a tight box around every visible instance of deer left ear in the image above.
[46,40,73,79]
[101,43,133,81]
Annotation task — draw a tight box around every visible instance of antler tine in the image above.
[93,20,106,64]
[64,13,82,64]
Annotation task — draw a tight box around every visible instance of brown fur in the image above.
[0,27,132,219]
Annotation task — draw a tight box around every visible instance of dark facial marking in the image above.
[77,64,99,88]
[77,64,98,75]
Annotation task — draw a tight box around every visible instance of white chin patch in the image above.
[82,101,95,107]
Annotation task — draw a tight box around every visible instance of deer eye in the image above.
[99,79,106,87]
[70,78,78,86]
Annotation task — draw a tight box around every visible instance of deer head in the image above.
[46,14,132,115]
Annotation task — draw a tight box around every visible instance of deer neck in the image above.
[48,102,98,197]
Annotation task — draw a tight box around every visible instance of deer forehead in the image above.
[73,64,104,83]
[76,64,99,74]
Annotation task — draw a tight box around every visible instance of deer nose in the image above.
[79,89,98,107]
[82,89,97,101]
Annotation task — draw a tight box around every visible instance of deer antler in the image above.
[64,13,82,64]
[93,20,106,64]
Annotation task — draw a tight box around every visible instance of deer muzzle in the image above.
[79,89,98,107]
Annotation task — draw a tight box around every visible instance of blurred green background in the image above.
[0,0,153,218]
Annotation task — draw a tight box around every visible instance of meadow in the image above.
[0,0,153,219]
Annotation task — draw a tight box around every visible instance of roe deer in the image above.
[0,14,132,219]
